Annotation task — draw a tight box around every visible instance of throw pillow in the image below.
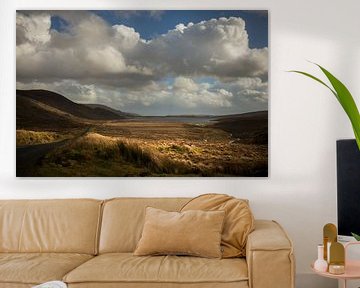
[134,207,225,258]
[181,193,254,258]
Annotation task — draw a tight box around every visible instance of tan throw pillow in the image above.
[134,207,225,258]
[181,194,254,258]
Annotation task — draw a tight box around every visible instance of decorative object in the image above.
[322,223,345,273]
[323,223,337,261]
[327,242,332,263]
[16,10,269,177]
[314,244,328,272]
[328,264,345,275]
[329,242,345,275]
[311,241,360,288]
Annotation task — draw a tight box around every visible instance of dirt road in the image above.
[16,127,90,177]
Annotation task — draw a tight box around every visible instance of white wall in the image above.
[1,0,359,287]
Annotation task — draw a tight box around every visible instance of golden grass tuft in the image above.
[116,138,193,175]
[16,130,64,146]
[73,132,119,150]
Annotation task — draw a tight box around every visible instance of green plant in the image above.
[290,63,360,150]
[352,232,360,241]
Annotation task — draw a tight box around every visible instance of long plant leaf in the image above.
[316,64,360,150]
[289,70,337,99]
[351,232,360,241]
[290,64,360,150]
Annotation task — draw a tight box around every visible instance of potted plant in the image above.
[290,63,360,240]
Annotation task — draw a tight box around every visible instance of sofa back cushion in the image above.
[0,199,102,254]
[99,198,189,253]
[181,194,254,258]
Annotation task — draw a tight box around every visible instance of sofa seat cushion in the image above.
[0,253,93,285]
[64,253,248,285]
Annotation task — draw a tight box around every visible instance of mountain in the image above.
[85,104,138,118]
[17,89,126,121]
[211,111,268,144]
[213,110,268,120]
[17,94,83,130]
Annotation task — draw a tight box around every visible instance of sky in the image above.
[16,10,268,116]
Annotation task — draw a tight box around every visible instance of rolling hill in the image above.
[16,89,138,130]
[211,111,268,144]
[17,89,128,121]
[16,95,83,130]
[85,104,138,118]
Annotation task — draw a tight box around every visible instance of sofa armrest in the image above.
[246,220,295,288]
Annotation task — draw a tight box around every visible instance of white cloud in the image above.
[16,11,268,115]
[172,77,233,108]
[16,12,51,45]
[141,17,268,79]
[112,25,141,50]
[17,12,267,83]
[173,76,199,92]
[17,11,150,83]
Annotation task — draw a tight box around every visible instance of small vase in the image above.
[314,244,328,272]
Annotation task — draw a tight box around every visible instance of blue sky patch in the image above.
[91,10,268,49]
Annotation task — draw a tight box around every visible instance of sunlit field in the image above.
[17,116,268,177]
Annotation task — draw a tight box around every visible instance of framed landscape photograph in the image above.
[16,10,269,177]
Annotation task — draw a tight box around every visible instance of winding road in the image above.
[16,127,91,177]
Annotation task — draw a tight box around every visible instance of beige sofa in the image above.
[0,198,295,288]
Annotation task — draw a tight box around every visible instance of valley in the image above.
[16,90,268,177]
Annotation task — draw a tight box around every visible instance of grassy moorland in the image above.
[36,122,267,176]
[16,130,74,146]
[16,90,268,177]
